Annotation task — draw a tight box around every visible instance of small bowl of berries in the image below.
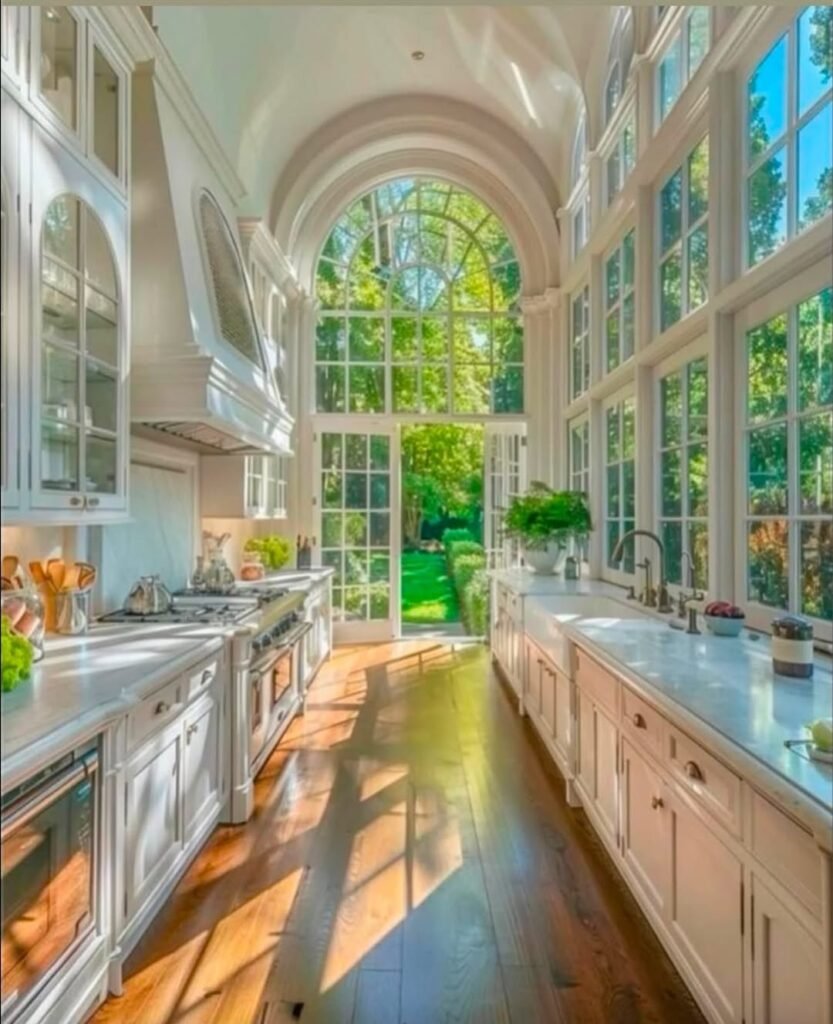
[704,601,746,637]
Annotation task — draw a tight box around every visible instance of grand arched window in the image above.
[315,177,523,416]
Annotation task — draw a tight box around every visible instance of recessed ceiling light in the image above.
[411,50,425,62]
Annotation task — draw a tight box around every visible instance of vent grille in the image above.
[142,421,265,454]
[199,192,262,368]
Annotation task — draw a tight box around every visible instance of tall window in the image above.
[744,287,832,620]
[745,7,833,267]
[604,8,634,128]
[570,285,590,400]
[657,7,711,125]
[605,395,636,573]
[569,418,590,496]
[658,135,709,332]
[605,229,636,372]
[658,356,709,588]
[606,114,637,207]
[315,178,522,415]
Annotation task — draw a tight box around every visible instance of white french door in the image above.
[314,422,400,642]
[484,423,527,569]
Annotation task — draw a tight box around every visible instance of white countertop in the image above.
[494,569,833,836]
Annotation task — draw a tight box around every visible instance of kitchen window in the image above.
[570,284,590,401]
[604,394,636,574]
[604,229,636,372]
[39,6,79,132]
[605,115,636,207]
[657,355,709,588]
[657,135,709,333]
[656,7,711,125]
[743,286,832,622]
[745,7,833,267]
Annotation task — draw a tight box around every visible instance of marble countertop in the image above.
[490,568,622,599]
[1,622,226,791]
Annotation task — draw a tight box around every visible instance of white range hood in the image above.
[130,65,293,455]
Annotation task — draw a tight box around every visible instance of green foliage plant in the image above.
[2,616,34,692]
[243,535,292,571]
[503,483,592,550]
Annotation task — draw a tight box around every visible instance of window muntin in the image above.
[744,287,832,620]
[656,7,711,125]
[657,356,709,589]
[605,229,636,372]
[570,284,590,401]
[658,135,709,332]
[39,7,78,131]
[745,7,833,268]
[315,178,522,416]
[92,46,119,177]
[605,395,636,574]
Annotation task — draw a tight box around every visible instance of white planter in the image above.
[523,541,568,575]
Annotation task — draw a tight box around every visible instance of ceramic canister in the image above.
[771,615,814,679]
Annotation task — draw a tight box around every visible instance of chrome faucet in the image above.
[611,529,674,613]
[678,551,704,634]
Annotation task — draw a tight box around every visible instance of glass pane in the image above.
[798,7,832,115]
[343,587,368,622]
[606,149,620,206]
[321,512,342,548]
[86,434,117,493]
[688,442,708,517]
[747,35,787,160]
[345,472,367,509]
[41,420,79,492]
[687,224,708,311]
[316,365,345,412]
[747,147,788,266]
[85,290,118,366]
[393,366,418,412]
[492,366,523,414]
[747,520,788,608]
[93,47,119,175]
[322,550,343,587]
[661,521,683,585]
[370,512,390,547]
[660,251,682,331]
[453,318,491,361]
[622,230,635,289]
[42,268,79,349]
[659,36,682,120]
[799,412,833,514]
[370,552,390,583]
[344,550,369,585]
[453,363,490,414]
[622,293,635,361]
[623,120,636,177]
[687,357,708,439]
[85,217,117,297]
[85,363,117,433]
[606,465,621,518]
[344,513,367,546]
[316,260,347,310]
[747,314,788,422]
[622,521,636,574]
[687,7,709,76]
[322,434,343,470]
[798,288,833,411]
[689,522,709,590]
[43,197,79,267]
[391,317,417,360]
[606,406,621,462]
[748,423,788,514]
[421,317,448,360]
[800,520,833,620]
[623,460,636,517]
[42,344,79,421]
[606,520,621,569]
[660,169,683,251]
[348,317,384,361]
[316,318,345,361]
[348,366,384,413]
[661,372,683,447]
[623,399,636,457]
[688,136,709,223]
[797,101,833,231]
[494,318,523,363]
[606,250,620,310]
[606,313,620,373]
[322,467,343,508]
[661,450,682,517]
[40,7,77,129]
[345,435,367,470]
[421,366,448,413]
[370,474,390,509]
[369,584,390,621]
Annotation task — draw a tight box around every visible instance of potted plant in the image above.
[503,483,592,575]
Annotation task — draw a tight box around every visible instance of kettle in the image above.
[125,575,173,615]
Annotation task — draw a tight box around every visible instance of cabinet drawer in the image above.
[666,726,742,836]
[186,653,221,701]
[749,791,821,919]
[129,677,184,752]
[574,648,618,717]
[622,687,664,761]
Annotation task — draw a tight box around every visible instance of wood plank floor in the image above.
[93,641,705,1024]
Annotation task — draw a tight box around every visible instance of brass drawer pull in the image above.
[684,760,703,782]
[632,712,646,729]
[651,796,664,810]
[155,701,170,715]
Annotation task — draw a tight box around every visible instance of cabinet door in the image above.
[1,93,22,511]
[621,738,668,916]
[553,670,571,763]
[668,794,744,1023]
[525,640,543,718]
[124,725,183,922]
[540,661,556,737]
[576,688,595,801]
[594,705,619,847]
[751,877,824,1024]
[183,695,221,841]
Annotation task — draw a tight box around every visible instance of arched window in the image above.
[604,7,635,127]
[315,177,523,416]
[571,112,587,189]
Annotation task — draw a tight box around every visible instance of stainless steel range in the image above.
[100,585,310,823]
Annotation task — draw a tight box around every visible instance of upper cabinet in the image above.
[1,7,132,523]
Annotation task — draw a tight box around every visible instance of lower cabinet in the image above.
[576,689,618,849]
[621,738,669,917]
[302,580,331,691]
[183,694,222,839]
[524,638,543,718]
[750,875,825,1024]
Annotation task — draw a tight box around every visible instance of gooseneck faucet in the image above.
[610,529,674,613]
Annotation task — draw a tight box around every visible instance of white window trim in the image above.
[601,385,637,585]
[568,413,591,497]
[604,110,637,209]
[603,226,636,374]
[655,6,712,129]
[569,283,590,402]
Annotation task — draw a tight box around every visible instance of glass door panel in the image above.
[484,425,527,569]
[41,420,79,492]
[318,428,398,641]
[86,434,117,493]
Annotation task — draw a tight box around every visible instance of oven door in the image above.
[1,746,99,1018]
[248,651,276,768]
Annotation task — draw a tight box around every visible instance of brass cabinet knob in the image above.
[651,795,664,810]
[632,712,646,729]
[684,760,703,781]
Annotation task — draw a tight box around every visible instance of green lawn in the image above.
[401,551,459,624]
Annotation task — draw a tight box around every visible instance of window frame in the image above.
[734,262,832,641]
[604,109,637,208]
[85,27,128,188]
[603,226,636,374]
[603,8,634,130]
[655,6,712,128]
[742,7,833,270]
[569,283,590,403]
[30,5,83,145]
[571,185,591,261]
[602,387,637,585]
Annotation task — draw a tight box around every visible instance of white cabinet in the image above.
[576,687,618,849]
[201,453,288,519]
[302,578,332,691]
[492,583,523,701]
[522,636,573,776]
[1,90,22,511]
[123,723,183,922]
[183,694,222,840]
[621,737,669,916]
[524,637,543,718]
[750,876,824,1024]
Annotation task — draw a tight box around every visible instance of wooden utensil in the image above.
[28,561,47,587]
[46,558,66,593]
[2,555,19,580]
[64,564,82,590]
[78,565,97,591]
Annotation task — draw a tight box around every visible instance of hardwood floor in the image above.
[93,641,705,1024]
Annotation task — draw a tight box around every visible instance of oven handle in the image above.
[276,621,313,650]
[1,752,99,841]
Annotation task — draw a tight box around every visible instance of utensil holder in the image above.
[56,590,91,635]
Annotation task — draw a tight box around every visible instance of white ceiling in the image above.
[155,5,614,218]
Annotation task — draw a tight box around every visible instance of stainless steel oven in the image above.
[1,742,99,1019]
[248,622,311,772]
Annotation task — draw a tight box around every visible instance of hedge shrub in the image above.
[442,534,489,636]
